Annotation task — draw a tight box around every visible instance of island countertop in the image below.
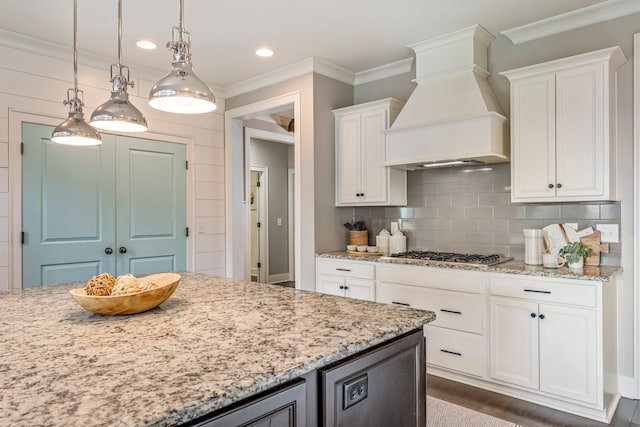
[0,272,434,426]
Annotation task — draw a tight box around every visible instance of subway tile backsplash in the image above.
[340,163,621,265]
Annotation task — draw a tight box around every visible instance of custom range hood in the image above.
[385,25,509,169]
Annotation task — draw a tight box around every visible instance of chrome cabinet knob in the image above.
[105,247,113,255]
[119,246,127,254]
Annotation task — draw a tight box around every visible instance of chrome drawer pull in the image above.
[440,309,462,315]
[440,349,462,357]
[524,289,551,294]
[335,268,352,272]
[392,301,410,307]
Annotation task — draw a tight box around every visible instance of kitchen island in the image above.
[0,272,434,426]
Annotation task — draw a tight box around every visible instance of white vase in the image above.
[568,258,584,269]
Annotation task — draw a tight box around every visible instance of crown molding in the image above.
[354,57,413,85]
[221,57,355,99]
[0,29,223,93]
[502,0,640,45]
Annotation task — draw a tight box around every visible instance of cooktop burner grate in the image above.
[386,251,511,266]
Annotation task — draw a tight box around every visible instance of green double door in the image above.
[22,122,187,287]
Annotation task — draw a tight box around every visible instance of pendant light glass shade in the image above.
[90,0,147,132]
[52,0,101,146]
[149,0,216,114]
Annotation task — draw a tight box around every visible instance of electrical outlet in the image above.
[277,218,282,226]
[197,222,206,235]
[343,374,368,409]
[596,224,619,243]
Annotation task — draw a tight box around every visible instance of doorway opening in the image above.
[246,128,294,285]
[225,93,301,287]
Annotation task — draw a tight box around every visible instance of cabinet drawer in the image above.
[425,326,483,377]
[316,258,375,280]
[377,263,483,293]
[377,282,483,334]
[490,275,597,307]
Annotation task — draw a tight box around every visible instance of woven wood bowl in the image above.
[69,272,181,316]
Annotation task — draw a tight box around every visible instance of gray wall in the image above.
[226,72,354,290]
[350,14,639,379]
[251,138,291,276]
[312,73,354,253]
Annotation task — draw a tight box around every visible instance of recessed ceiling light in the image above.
[136,40,157,50]
[256,48,274,57]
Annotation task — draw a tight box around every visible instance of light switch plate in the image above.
[596,224,619,243]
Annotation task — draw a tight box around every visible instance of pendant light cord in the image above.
[179,0,184,32]
[72,0,79,98]
[117,0,122,66]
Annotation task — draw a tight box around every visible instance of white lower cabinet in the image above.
[487,273,616,421]
[490,297,597,404]
[315,256,618,422]
[315,258,375,301]
[376,263,485,378]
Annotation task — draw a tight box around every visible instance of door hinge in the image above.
[185,160,188,170]
[185,227,189,237]
[257,262,261,268]
[257,222,261,228]
[20,142,24,155]
[21,231,24,244]
[256,181,261,187]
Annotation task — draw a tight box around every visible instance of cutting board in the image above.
[580,230,610,266]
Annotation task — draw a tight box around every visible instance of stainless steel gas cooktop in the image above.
[383,251,513,267]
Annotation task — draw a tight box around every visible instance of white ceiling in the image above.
[0,0,608,91]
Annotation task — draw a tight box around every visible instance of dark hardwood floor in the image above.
[427,375,640,426]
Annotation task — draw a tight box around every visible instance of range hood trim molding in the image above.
[384,112,509,168]
[384,110,507,134]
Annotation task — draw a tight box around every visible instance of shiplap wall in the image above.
[0,43,226,290]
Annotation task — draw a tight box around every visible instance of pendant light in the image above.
[148,0,216,114]
[90,0,148,132]
[52,0,102,146]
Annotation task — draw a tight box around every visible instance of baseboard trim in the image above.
[268,273,291,284]
[618,375,639,399]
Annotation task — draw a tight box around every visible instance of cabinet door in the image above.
[555,64,605,198]
[345,278,375,301]
[490,297,539,390]
[360,108,388,203]
[317,274,346,297]
[511,75,556,201]
[197,380,306,427]
[538,304,598,404]
[336,113,362,204]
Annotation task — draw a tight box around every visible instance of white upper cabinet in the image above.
[502,47,626,203]
[334,98,406,206]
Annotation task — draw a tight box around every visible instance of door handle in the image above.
[119,246,127,254]
[105,247,113,255]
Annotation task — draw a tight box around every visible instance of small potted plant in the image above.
[559,241,592,269]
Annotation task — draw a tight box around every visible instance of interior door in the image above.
[22,123,187,286]
[22,122,116,286]
[115,136,186,275]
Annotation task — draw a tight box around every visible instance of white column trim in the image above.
[632,32,640,399]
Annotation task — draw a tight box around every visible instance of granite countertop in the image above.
[0,272,434,426]
[317,252,620,281]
